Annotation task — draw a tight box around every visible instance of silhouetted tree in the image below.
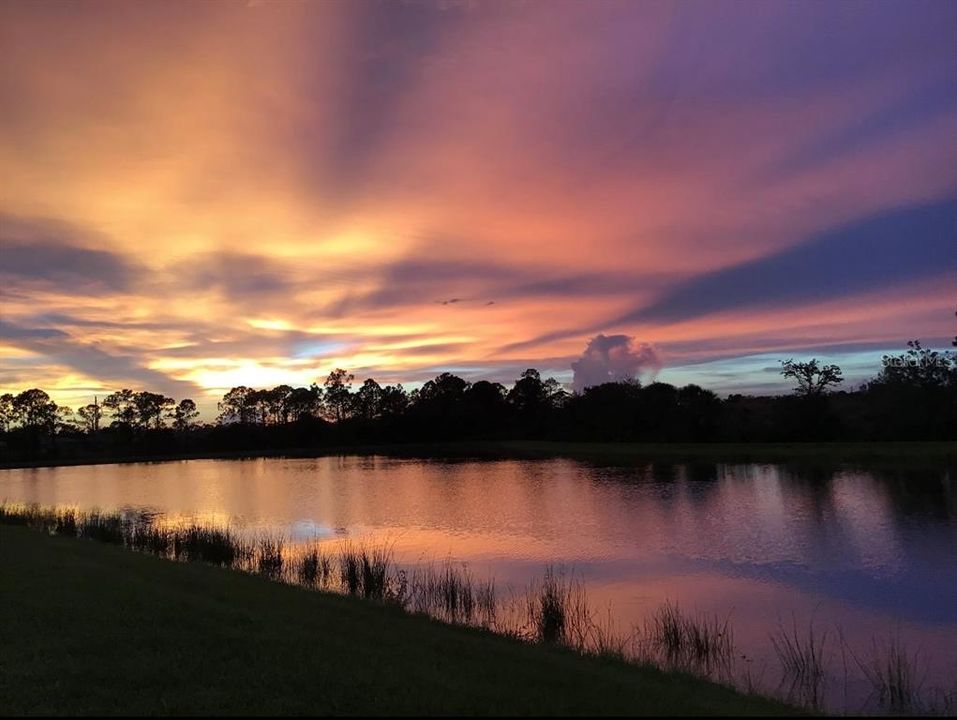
[56,406,77,434]
[638,382,680,440]
[102,389,139,428]
[286,385,322,421]
[267,385,294,424]
[864,340,957,439]
[676,384,721,441]
[11,389,58,433]
[170,399,199,431]
[871,341,955,390]
[353,378,383,421]
[322,369,354,423]
[378,384,409,418]
[218,386,257,425]
[76,402,102,433]
[0,393,14,432]
[567,380,642,440]
[780,359,843,396]
[135,391,174,429]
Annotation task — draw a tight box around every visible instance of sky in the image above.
[1,0,955,414]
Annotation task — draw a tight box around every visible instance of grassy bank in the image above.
[0,524,794,716]
[3,439,955,470]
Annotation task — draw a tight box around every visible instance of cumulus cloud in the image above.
[571,334,661,392]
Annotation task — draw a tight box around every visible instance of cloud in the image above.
[571,335,662,392]
[175,252,295,301]
[0,214,137,295]
[615,199,957,326]
[0,319,195,399]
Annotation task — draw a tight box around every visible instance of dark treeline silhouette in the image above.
[1,341,955,464]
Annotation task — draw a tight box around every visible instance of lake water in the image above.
[2,455,955,712]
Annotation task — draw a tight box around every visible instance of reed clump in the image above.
[858,632,924,713]
[172,525,248,568]
[643,602,735,675]
[294,545,333,588]
[771,615,828,681]
[405,560,497,628]
[256,536,285,581]
[770,616,829,710]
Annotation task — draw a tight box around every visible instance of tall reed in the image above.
[857,631,925,713]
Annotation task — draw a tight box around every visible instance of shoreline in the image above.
[0,522,796,715]
[2,439,955,471]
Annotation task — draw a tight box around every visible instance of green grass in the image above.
[0,525,796,716]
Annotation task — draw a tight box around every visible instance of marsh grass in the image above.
[78,510,126,544]
[294,544,334,588]
[54,508,77,537]
[334,541,396,599]
[256,536,284,581]
[360,543,392,599]
[771,615,828,679]
[643,602,735,677]
[590,605,629,661]
[338,543,362,595]
[172,525,249,568]
[855,631,925,713]
[405,560,497,628]
[525,565,571,644]
[770,615,829,710]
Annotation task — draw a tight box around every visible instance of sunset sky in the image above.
[2,0,955,414]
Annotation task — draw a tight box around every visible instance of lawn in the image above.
[0,525,795,716]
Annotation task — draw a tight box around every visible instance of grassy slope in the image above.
[0,526,794,716]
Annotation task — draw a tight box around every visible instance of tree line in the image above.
[1,340,955,462]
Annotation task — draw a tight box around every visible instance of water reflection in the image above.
[1,455,955,712]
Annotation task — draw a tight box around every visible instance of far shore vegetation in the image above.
[1,340,955,468]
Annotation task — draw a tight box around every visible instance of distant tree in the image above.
[218,386,257,425]
[170,399,199,431]
[466,380,507,409]
[870,341,956,390]
[102,389,139,428]
[11,389,58,432]
[266,385,294,425]
[378,384,409,418]
[568,381,643,440]
[0,393,15,432]
[780,359,843,396]
[76,401,102,433]
[353,379,383,421]
[286,385,322,422]
[637,381,680,439]
[507,369,565,414]
[419,373,469,404]
[56,406,77,434]
[863,340,956,440]
[322,369,355,423]
[676,384,721,441]
[135,391,174,429]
